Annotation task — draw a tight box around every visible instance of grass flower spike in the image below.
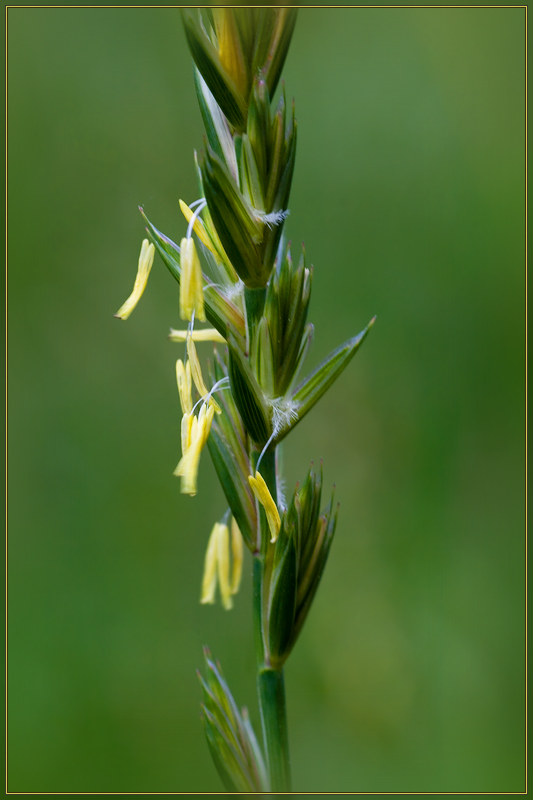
[114,239,154,320]
[117,9,374,792]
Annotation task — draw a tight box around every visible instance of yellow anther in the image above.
[174,403,215,496]
[198,402,215,447]
[187,336,222,415]
[230,518,243,595]
[114,239,155,320]
[200,523,221,605]
[180,412,193,457]
[179,200,217,256]
[179,237,206,322]
[169,328,226,344]
[248,471,281,543]
[176,359,193,415]
[200,518,243,609]
[216,522,233,610]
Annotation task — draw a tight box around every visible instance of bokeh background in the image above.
[7,5,526,794]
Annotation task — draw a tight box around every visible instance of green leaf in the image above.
[268,535,297,667]
[200,678,245,765]
[262,112,297,268]
[212,8,249,99]
[247,76,270,187]
[250,10,277,79]
[265,98,286,211]
[200,147,269,288]
[233,8,258,66]
[276,99,297,193]
[241,134,265,212]
[277,246,292,327]
[277,263,310,393]
[181,9,247,131]
[203,652,243,730]
[241,708,269,793]
[207,426,257,550]
[291,501,338,654]
[298,464,322,570]
[203,707,255,793]
[251,9,298,100]
[286,322,314,394]
[193,67,238,182]
[255,316,275,398]
[275,317,376,443]
[200,650,268,793]
[264,271,281,365]
[207,354,251,482]
[227,333,271,445]
[192,156,239,282]
[270,503,292,574]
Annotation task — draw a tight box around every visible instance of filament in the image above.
[191,376,230,416]
[187,199,208,240]
[255,430,276,474]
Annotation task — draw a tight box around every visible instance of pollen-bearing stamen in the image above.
[174,401,215,496]
[200,516,244,610]
[169,328,226,343]
[173,330,228,495]
[248,471,281,543]
[180,237,206,322]
[114,239,155,320]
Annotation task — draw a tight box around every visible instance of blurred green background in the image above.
[7,6,525,794]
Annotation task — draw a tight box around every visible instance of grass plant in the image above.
[115,9,374,791]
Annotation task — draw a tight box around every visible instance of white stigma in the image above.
[253,209,290,228]
[270,397,299,436]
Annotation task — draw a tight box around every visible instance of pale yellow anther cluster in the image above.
[169,328,226,344]
[115,239,155,320]
[173,334,223,495]
[180,236,206,323]
[201,518,243,610]
[176,359,193,415]
[248,471,281,543]
[174,403,215,496]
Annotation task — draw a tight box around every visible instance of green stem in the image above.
[257,667,291,792]
[251,447,291,792]
[252,555,265,666]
